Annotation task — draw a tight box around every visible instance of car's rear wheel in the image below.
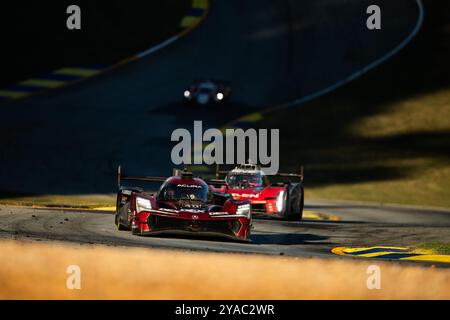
[287,188,304,221]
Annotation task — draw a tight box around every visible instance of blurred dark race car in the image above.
[183,79,231,106]
[115,166,252,241]
[210,163,304,221]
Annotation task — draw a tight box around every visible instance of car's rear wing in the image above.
[271,167,304,183]
[178,165,228,188]
[215,164,304,182]
[207,178,228,188]
[117,165,167,188]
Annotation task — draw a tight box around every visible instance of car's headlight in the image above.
[276,191,285,212]
[184,90,191,98]
[216,92,224,100]
[136,197,152,213]
[236,203,251,218]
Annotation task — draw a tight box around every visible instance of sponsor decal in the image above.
[177,184,203,189]
[231,193,260,198]
[209,212,229,216]
[159,208,178,213]
[182,209,206,213]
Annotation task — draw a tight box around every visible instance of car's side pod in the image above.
[222,198,251,215]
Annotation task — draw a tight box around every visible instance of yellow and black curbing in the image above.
[0,66,104,101]
[332,246,450,263]
[303,210,340,221]
[180,0,209,28]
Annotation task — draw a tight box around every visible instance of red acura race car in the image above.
[114,166,252,241]
[210,164,304,221]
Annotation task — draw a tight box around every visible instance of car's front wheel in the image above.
[115,202,131,231]
[115,214,127,231]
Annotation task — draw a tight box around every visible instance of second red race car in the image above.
[210,163,304,221]
[115,166,252,241]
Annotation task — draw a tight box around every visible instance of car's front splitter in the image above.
[133,227,250,243]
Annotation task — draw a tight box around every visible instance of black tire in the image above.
[298,188,304,221]
[287,187,304,221]
[115,202,131,231]
[115,214,127,231]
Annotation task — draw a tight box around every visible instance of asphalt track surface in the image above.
[1,202,449,266]
[1,1,447,265]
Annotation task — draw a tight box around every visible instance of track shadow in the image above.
[301,219,363,225]
[130,229,331,246]
[251,232,329,245]
[254,216,364,225]
[141,232,250,244]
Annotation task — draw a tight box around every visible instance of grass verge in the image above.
[413,242,450,255]
[0,192,115,210]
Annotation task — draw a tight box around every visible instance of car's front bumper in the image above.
[133,213,250,241]
[251,203,284,219]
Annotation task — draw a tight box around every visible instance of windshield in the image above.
[198,82,216,92]
[158,182,208,202]
[227,173,264,188]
